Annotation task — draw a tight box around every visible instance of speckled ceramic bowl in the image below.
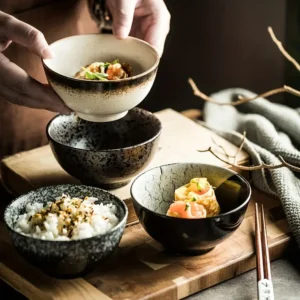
[42,34,160,122]
[4,184,128,278]
[131,163,251,254]
[46,108,162,189]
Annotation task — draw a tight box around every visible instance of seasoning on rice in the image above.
[15,194,119,241]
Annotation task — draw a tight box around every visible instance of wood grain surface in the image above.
[0,190,292,300]
[0,109,292,300]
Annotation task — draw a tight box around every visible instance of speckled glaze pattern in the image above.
[4,184,128,278]
[131,163,251,254]
[47,108,162,189]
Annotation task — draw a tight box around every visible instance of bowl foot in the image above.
[76,111,128,122]
[80,180,130,190]
[164,246,216,256]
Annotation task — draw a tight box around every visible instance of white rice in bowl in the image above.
[15,194,119,241]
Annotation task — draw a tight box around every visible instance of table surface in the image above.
[1,109,298,299]
[2,252,300,300]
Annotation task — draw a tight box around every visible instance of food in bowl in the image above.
[4,184,128,278]
[131,163,251,254]
[15,194,119,241]
[42,34,160,122]
[74,59,133,81]
[166,178,220,218]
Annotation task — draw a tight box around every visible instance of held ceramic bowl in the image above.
[42,34,160,122]
[46,108,162,189]
[4,184,128,278]
[131,163,251,254]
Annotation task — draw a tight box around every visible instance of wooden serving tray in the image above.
[0,109,293,300]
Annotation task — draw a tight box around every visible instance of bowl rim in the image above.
[4,184,128,243]
[46,108,162,152]
[42,34,160,83]
[130,162,252,220]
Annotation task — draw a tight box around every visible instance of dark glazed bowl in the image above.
[42,34,160,122]
[46,108,162,189]
[131,163,251,255]
[4,184,128,278]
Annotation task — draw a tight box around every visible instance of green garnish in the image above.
[191,197,197,202]
[185,203,189,211]
[82,67,108,81]
[197,181,203,191]
[103,59,119,69]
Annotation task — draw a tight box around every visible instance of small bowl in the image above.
[42,34,160,122]
[130,163,251,254]
[4,184,128,278]
[46,108,162,189]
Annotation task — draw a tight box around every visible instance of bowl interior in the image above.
[131,163,251,217]
[5,185,127,234]
[47,108,162,151]
[43,34,159,79]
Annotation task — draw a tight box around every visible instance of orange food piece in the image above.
[188,178,210,195]
[166,201,207,219]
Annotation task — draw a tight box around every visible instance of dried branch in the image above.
[188,78,300,106]
[199,147,300,172]
[188,26,300,106]
[268,26,300,71]
[211,136,235,160]
[233,131,246,164]
[211,131,246,164]
[199,133,300,172]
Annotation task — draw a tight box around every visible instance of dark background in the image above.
[139,0,295,113]
[2,1,300,298]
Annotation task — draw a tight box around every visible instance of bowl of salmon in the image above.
[130,163,251,254]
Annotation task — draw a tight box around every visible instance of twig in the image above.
[211,132,246,163]
[188,78,300,106]
[188,27,300,106]
[233,131,246,164]
[198,147,300,172]
[268,26,300,71]
[211,136,235,160]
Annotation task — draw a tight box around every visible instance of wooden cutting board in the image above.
[0,109,293,300]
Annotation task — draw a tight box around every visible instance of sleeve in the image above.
[87,0,113,33]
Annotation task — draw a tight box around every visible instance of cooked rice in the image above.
[15,194,119,241]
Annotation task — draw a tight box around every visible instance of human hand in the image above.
[0,11,70,113]
[107,0,170,55]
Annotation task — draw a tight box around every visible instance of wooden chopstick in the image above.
[261,204,271,281]
[255,203,264,281]
[255,203,274,300]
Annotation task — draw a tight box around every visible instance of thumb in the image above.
[108,0,137,39]
[0,12,54,58]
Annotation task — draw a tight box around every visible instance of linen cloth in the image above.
[203,88,300,247]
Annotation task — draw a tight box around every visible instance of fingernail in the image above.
[42,47,54,59]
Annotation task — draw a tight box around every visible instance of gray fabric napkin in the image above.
[202,88,300,247]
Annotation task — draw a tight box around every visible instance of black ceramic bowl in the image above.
[46,108,162,189]
[4,184,128,278]
[131,163,251,254]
